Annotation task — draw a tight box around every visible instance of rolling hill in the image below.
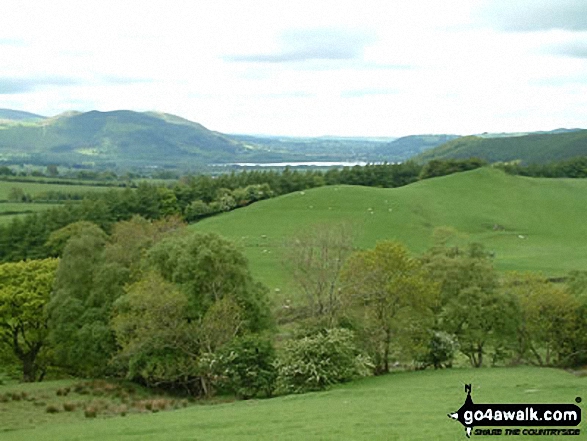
[414,130,587,164]
[191,167,587,294]
[0,109,46,122]
[373,134,460,161]
[0,110,260,167]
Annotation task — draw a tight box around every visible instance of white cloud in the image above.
[0,0,585,136]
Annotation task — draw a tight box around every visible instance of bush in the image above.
[84,407,98,418]
[46,404,60,414]
[416,331,458,369]
[275,328,371,394]
[215,335,277,399]
[63,402,76,412]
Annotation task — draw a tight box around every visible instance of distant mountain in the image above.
[0,109,404,168]
[0,110,279,167]
[414,130,587,164]
[0,109,46,121]
[374,134,460,162]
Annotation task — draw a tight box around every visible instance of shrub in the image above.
[215,334,277,399]
[275,328,371,394]
[46,404,60,414]
[63,402,76,412]
[84,407,98,418]
[416,331,458,370]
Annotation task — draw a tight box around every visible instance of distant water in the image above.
[214,161,376,167]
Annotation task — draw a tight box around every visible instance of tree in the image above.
[47,223,114,376]
[8,187,28,202]
[0,258,58,382]
[442,286,518,367]
[286,223,355,325]
[421,241,516,367]
[111,272,201,392]
[147,232,272,332]
[502,272,581,366]
[341,241,435,374]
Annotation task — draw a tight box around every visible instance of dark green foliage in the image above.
[416,130,587,165]
[417,331,458,370]
[497,156,587,178]
[419,158,487,179]
[275,328,371,394]
[47,224,117,376]
[214,335,277,399]
[422,243,517,367]
[148,232,272,332]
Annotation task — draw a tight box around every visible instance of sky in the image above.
[1,0,586,137]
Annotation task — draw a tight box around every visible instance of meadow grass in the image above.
[191,168,587,299]
[1,366,584,440]
[0,180,116,199]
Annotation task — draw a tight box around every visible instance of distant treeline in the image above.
[0,158,486,263]
[495,156,587,178]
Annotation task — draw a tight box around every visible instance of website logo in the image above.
[448,384,582,438]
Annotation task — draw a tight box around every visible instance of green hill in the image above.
[191,168,587,293]
[374,134,460,161]
[0,109,46,122]
[0,110,260,167]
[414,130,587,164]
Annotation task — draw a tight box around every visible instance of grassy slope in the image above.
[415,130,587,164]
[1,367,584,441]
[192,168,587,296]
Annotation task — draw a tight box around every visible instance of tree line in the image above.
[495,156,587,178]
[0,159,485,263]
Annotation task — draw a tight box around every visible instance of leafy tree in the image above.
[111,272,201,392]
[502,272,581,366]
[0,258,58,382]
[421,241,516,367]
[47,223,114,376]
[442,286,518,367]
[148,232,272,332]
[7,187,28,202]
[275,328,370,393]
[340,242,435,374]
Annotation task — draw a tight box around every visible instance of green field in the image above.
[192,168,587,295]
[0,180,117,200]
[0,202,62,225]
[1,367,583,440]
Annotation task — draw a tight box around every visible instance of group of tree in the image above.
[1,218,586,400]
[286,226,587,374]
[0,217,280,397]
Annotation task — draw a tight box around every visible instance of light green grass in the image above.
[1,367,584,440]
[191,168,587,297]
[0,202,61,213]
[0,180,116,200]
[0,203,63,225]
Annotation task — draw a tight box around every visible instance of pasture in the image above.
[192,168,587,296]
[0,179,117,200]
[1,366,583,440]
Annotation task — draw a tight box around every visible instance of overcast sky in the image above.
[1,0,586,137]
